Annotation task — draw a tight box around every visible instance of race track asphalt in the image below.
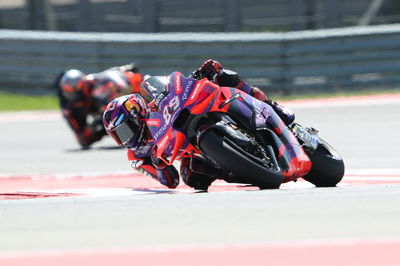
[0,94,400,265]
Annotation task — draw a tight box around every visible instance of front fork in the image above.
[291,123,320,153]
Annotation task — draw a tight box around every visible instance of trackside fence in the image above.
[1,24,400,95]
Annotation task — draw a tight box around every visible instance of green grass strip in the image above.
[0,88,399,111]
[0,91,59,111]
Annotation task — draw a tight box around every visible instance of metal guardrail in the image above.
[1,24,400,95]
[2,0,400,33]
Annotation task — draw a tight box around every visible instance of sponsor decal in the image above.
[175,73,182,94]
[145,119,161,127]
[135,144,152,156]
[153,123,168,141]
[190,82,202,101]
[125,99,140,113]
[252,98,263,111]
[154,91,168,108]
[182,80,194,101]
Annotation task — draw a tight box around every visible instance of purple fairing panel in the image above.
[259,100,310,179]
[222,92,308,179]
[146,72,204,156]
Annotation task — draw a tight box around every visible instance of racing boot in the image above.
[251,87,295,125]
[180,157,217,191]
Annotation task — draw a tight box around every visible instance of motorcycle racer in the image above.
[54,63,142,148]
[103,59,294,190]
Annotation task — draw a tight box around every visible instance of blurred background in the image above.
[2,0,400,32]
[1,0,400,98]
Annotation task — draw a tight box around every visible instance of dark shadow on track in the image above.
[129,188,180,194]
[64,145,124,153]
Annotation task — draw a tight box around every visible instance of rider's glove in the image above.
[150,147,179,188]
[192,59,223,80]
[127,149,158,178]
[251,87,269,102]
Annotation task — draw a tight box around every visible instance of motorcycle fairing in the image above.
[146,72,311,179]
[208,89,312,181]
[264,109,311,181]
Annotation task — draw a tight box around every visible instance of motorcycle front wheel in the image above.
[198,129,284,189]
[302,138,345,187]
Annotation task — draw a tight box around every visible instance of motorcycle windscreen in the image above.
[140,76,168,102]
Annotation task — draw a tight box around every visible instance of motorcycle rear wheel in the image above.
[302,138,345,187]
[198,129,284,189]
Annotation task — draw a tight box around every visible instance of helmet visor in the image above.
[109,117,140,146]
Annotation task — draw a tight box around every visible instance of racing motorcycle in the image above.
[57,67,141,148]
[145,72,345,189]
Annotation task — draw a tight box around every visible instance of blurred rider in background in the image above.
[103,59,294,190]
[54,63,142,148]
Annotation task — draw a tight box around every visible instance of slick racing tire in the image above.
[198,129,284,189]
[302,138,345,187]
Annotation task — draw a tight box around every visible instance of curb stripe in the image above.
[1,170,400,200]
[0,240,399,266]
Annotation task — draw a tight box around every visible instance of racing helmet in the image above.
[59,69,86,101]
[103,94,147,148]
